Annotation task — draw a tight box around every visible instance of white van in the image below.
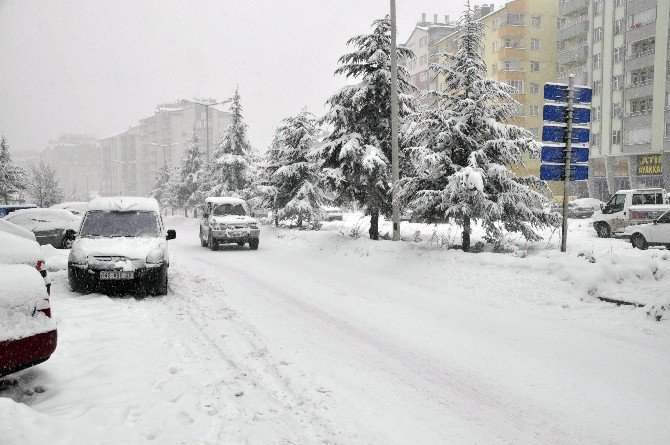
[593,188,670,238]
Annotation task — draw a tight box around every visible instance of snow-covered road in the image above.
[2,216,669,444]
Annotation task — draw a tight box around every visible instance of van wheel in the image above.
[154,271,168,296]
[200,228,208,247]
[249,239,259,250]
[596,223,611,238]
[631,233,648,250]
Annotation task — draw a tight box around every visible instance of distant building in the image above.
[559,0,670,200]
[38,134,101,199]
[99,99,232,197]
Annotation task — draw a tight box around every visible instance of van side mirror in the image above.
[166,229,176,240]
[653,219,658,225]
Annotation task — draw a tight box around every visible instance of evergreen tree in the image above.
[174,131,204,216]
[312,16,417,240]
[28,161,64,207]
[271,109,325,228]
[206,87,254,198]
[396,2,559,251]
[0,136,28,204]
[151,160,172,210]
[257,132,284,226]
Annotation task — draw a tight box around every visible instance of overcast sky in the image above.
[0,0,502,154]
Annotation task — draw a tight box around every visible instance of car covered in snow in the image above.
[50,201,90,216]
[0,203,37,217]
[0,263,57,378]
[321,206,344,221]
[3,208,81,248]
[0,221,51,294]
[200,197,260,250]
[623,210,670,250]
[68,197,176,295]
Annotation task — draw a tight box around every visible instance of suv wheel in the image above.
[596,223,611,238]
[200,228,208,247]
[249,239,259,250]
[154,268,168,296]
[209,233,217,251]
[631,233,648,250]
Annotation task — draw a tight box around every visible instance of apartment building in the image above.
[100,99,231,196]
[402,13,460,97]
[434,0,559,191]
[38,134,101,198]
[559,0,670,201]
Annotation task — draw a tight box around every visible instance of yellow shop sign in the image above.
[637,155,663,176]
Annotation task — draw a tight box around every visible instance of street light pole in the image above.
[182,98,233,166]
[390,0,401,241]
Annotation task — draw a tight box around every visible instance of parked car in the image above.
[321,206,343,221]
[0,223,51,294]
[0,203,37,217]
[567,202,594,219]
[623,210,670,250]
[200,197,260,250]
[68,197,175,296]
[3,208,81,248]
[50,201,90,215]
[0,263,57,378]
[592,188,670,238]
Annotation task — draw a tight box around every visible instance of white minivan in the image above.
[68,197,176,295]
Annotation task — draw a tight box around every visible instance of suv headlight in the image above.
[249,223,258,229]
[146,248,164,264]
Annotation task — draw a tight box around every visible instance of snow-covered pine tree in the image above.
[313,16,417,240]
[272,109,324,228]
[151,160,172,211]
[28,161,64,207]
[257,133,283,226]
[174,131,204,216]
[0,136,28,204]
[206,87,254,198]
[396,2,559,251]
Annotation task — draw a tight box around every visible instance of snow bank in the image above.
[87,197,160,213]
[0,265,54,342]
[0,219,36,241]
[0,232,42,266]
[40,244,69,272]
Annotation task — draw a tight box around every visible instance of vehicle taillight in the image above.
[39,297,52,318]
[35,260,44,271]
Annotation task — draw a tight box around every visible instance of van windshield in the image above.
[212,203,246,216]
[80,211,159,237]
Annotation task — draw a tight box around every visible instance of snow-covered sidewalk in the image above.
[1,215,669,444]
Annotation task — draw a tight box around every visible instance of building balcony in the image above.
[559,0,588,18]
[625,51,654,71]
[559,19,588,42]
[624,82,654,100]
[557,44,588,67]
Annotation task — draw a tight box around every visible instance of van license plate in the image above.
[100,271,134,280]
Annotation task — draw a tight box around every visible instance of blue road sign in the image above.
[542,125,589,143]
[543,104,591,124]
[544,83,592,104]
[541,146,589,164]
[540,163,589,181]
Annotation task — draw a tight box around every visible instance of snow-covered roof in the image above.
[87,197,160,213]
[0,231,42,266]
[6,208,82,221]
[205,197,247,206]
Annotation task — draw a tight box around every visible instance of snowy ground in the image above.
[1,214,669,444]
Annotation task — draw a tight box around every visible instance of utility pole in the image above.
[561,74,574,253]
[390,0,400,241]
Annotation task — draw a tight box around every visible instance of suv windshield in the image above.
[212,203,246,216]
[80,211,159,237]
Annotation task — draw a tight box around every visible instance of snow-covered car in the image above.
[0,203,37,217]
[0,264,57,378]
[0,224,51,294]
[321,206,343,221]
[623,210,670,250]
[199,197,260,250]
[68,197,176,295]
[567,202,594,219]
[593,188,670,238]
[50,201,90,215]
[3,208,81,248]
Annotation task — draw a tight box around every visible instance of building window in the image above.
[592,53,602,69]
[530,61,540,72]
[419,37,427,47]
[665,122,670,140]
[531,16,541,27]
[420,55,428,66]
[594,1,603,16]
[614,18,624,35]
[593,27,603,43]
[530,83,539,94]
[504,12,524,26]
[612,103,621,118]
[629,7,657,29]
[492,41,498,52]
[529,105,540,116]
[593,80,602,95]
[505,80,524,94]
[612,75,623,90]
[629,97,653,115]
[630,37,655,58]
[630,67,654,86]
[615,0,624,6]
[492,62,498,74]
[530,127,539,139]
[612,130,621,145]
[530,38,540,50]
[591,132,601,148]
[613,47,624,63]
[592,106,601,121]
